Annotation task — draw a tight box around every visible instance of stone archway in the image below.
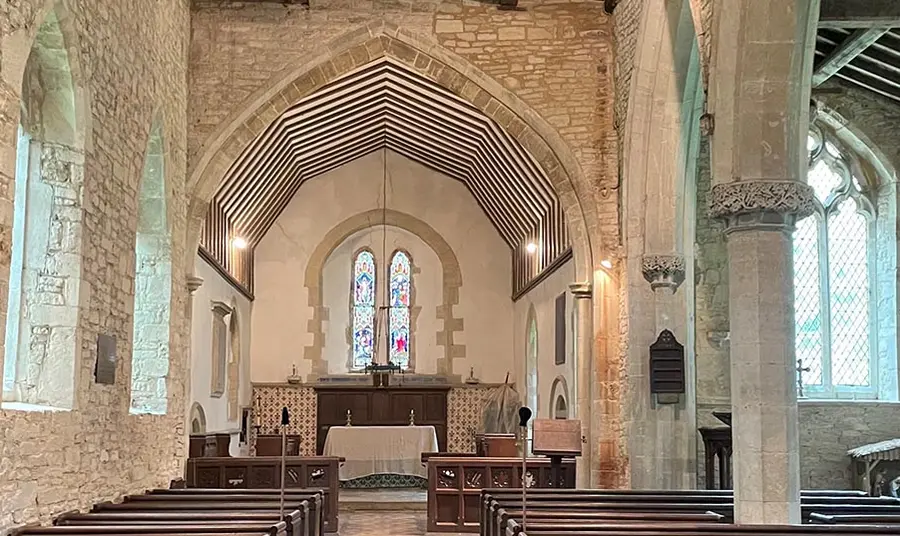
[304,209,463,379]
[189,402,207,434]
[184,23,624,487]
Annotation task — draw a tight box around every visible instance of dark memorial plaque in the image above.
[95,334,117,384]
[555,292,566,365]
[649,329,685,399]
[533,418,582,457]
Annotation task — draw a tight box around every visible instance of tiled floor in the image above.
[337,489,467,535]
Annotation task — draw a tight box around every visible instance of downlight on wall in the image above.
[232,237,248,250]
[600,259,613,269]
[525,242,538,254]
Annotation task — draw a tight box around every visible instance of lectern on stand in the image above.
[532,419,582,487]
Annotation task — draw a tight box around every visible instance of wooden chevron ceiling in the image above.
[201,57,571,297]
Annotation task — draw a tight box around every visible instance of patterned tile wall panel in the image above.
[252,386,317,455]
[252,384,499,455]
[447,386,497,452]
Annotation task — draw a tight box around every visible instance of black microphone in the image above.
[281,407,290,426]
[518,406,532,427]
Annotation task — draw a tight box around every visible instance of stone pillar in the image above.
[638,255,696,489]
[709,184,813,523]
[706,0,819,524]
[570,281,593,488]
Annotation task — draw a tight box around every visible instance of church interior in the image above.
[3,0,900,534]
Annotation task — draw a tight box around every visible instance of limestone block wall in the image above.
[0,0,190,531]
[187,0,619,252]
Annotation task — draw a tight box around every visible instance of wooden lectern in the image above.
[532,419,582,487]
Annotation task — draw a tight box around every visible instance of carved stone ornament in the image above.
[708,180,815,233]
[641,255,686,291]
[568,282,592,299]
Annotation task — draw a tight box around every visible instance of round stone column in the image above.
[710,180,815,524]
[569,281,593,487]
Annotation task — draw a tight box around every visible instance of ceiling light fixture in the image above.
[526,242,538,254]
[232,237,248,250]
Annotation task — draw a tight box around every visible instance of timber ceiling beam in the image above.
[819,0,900,29]
[812,27,891,86]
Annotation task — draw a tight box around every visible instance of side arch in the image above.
[549,375,570,419]
[189,402,207,434]
[304,209,463,378]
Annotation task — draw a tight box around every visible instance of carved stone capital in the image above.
[568,282,592,299]
[641,254,686,291]
[187,275,204,295]
[708,180,815,234]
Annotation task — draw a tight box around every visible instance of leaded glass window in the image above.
[389,251,411,369]
[352,250,376,369]
[792,131,876,398]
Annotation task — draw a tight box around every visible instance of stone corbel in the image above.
[187,275,204,295]
[641,254,686,291]
[708,180,815,234]
[211,300,233,318]
[568,282,592,299]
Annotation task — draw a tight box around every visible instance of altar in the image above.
[324,425,439,481]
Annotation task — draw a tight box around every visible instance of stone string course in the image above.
[0,0,190,532]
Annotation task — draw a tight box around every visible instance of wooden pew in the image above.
[124,491,321,536]
[504,520,900,536]
[810,513,900,525]
[140,489,324,536]
[183,457,341,533]
[57,508,312,536]
[482,490,900,536]
[13,523,287,536]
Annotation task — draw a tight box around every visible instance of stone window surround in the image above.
[306,209,463,381]
[210,300,233,398]
[346,246,420,373]
[804,112,898,401]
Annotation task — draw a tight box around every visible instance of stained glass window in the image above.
[792,131,875,398]
[389,251,411,369]
[352,250,376,369]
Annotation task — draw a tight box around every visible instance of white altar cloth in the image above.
[323,425,438,481]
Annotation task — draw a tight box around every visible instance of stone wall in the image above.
[0,0,190,531]
[188,0,618,251]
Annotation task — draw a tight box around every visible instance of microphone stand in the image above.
[517,406,532,533]
[280,407,289,518]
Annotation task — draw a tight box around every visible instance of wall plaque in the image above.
[649,329,685,397]
[95,334,117,384]
[554,292,566,365]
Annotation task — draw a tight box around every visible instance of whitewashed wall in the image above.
[190,254,253,450]
[251,150,514,382]
[513,259,576,419]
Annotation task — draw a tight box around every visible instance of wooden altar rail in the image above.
[184,457,342,533]
[426,456,576,533]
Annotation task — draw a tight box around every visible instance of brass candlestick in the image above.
[409,409,415,426]
[346,409,352,426]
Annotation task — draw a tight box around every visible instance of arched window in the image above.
[389,251,411,370]
[351,250,376,369]
[130,119,171,415]
[3,7,85,410]
[793,130,877,399]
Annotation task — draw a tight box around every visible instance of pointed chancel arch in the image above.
[130,118,172,415]
[185,24,623,486]
[2,2,88,410]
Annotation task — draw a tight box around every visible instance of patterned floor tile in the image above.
[340,511,426,535]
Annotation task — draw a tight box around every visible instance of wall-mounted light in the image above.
[232,237,248,250]
[525,242,538,254]
[600,259,613,269]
